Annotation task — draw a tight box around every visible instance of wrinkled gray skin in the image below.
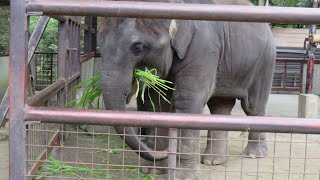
[97,0,276,179]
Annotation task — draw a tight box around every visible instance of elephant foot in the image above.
[201,145,228,165]
[201,154,227,165]
[174,170,201,180]
[243,142,268,158]
[140,160,168,175]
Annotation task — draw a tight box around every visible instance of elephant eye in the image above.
[130,42,145,56]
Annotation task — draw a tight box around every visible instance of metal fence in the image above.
[272,59,304,92]
[8,0,320,180]
[34,52,58,91]
[25,125,320,180]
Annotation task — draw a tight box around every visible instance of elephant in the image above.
[97,0,276,179]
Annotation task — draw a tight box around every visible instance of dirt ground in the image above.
[1,94,320,180]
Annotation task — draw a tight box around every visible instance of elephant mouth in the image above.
[126,79,138,104]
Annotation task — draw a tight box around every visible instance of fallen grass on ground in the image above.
[35,156,155,180]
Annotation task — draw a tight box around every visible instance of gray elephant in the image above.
[97,0,276,179]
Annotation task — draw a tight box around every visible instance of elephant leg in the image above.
[202,98,236,165]
[137,89,172,175]
[241,84,269,158]
[243,131,268,158]
[174,97,205,180]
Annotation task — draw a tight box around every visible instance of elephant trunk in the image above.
[100,68,168,161]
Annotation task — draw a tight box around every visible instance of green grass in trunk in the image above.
[66,67,174,111]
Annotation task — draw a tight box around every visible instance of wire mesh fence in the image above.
[34,52,58,91]
[25,123,320,180]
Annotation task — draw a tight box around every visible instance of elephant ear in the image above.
[169,19,196,60]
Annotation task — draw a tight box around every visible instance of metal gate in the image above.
[8,0,320,180]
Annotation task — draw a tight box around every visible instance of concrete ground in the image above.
[1,94,320,179]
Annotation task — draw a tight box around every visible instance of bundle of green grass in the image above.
[66,68,174,111]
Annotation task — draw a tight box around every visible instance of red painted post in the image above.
[9,0,27,179]
[306,0,318,94]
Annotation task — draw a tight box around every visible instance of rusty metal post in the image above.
[306,0,318,94]
[57,20,68,107]
[84,17,92,54]
[57,19,69,143]
[168,128,178,180]
[92,17,97,54]
[300,62,304,93]
[9,0,27,179]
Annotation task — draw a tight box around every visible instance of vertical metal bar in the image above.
[76,23,81,78]
[50,54,53,84]
[9,0,27,179]
[299,62,304,93]
[91,17,97,53]
[57,20,68,107]
[284,63,287,88]
[84,17,92,54]
[306,53,315,93]
[168,128,178,180]
[306,0,318,94]
[57,19,68,143]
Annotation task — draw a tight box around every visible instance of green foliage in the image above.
[67,68,174,112]
[35,156,113,179]
[0,14,58,54]
[35,155,154,180]
[250,0,311,7]
[133,68,175,107]
[65,75,103,109]
[29,17,58,53]
[0,7,9,54]
[270,0,311,7]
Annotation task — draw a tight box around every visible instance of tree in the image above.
[29,17,58,53]
[0,6,9,55]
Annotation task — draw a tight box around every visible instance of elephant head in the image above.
[97,1,197,161]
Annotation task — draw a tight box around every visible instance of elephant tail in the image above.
[114,126,169,161]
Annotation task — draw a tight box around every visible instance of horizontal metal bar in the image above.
[25,107,320,134]
[50,15,67,22]
[27,0,320,24]
[48,16,82,25]
[27,79,66,106]
[67,72,80,84]
[80,52,95,63]
[272,87,301,92]
[276,49,307,54]
[276,58,320,64]
[276,58,305,63]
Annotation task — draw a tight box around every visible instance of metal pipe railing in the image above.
[25,107,320,134]
[27,79,66,106]
[27,0,320,24]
